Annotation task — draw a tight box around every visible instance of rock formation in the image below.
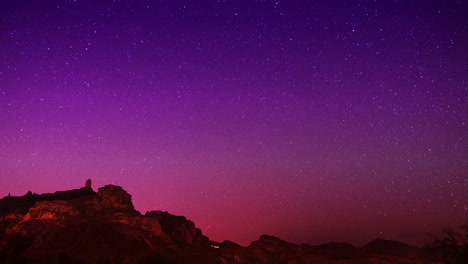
[0,183,443,264]
[145,211,209,246]
[95,184,134,210]
[85,179,92,189]
[23,200,79,220]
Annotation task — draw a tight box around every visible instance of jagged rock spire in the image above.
[85,179,92,189]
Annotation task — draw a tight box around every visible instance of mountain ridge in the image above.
[0,181,442,264]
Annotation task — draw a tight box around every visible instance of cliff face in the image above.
[0,183,440,264]
[95,185,134,210]
[145,211,209,246]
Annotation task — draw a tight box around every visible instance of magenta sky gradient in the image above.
[0,0,466,246]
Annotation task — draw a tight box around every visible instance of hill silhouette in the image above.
[0,181,443,264]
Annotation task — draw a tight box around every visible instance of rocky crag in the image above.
[0,181,443,264]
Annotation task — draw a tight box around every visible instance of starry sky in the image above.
[0,0,466,247]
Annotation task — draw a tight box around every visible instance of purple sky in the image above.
[0,0,466,246]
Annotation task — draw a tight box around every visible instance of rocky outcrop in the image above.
[0,187,95,217]
[24,200,79,220]
[145,211,209,246]
[95,184,134,211]
[85,179,92,189]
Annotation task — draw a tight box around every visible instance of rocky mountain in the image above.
[0,181,442,264]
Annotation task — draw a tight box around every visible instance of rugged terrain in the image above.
[0,182,443,263]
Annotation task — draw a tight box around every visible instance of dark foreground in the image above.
[0,182,453,263]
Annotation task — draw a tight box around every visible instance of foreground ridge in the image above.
[0,181,442,264]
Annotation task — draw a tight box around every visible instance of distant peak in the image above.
[250,234,298,250]
[364,238,419,252]
[258,234,282,241]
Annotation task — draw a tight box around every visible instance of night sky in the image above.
[0,0,466,247]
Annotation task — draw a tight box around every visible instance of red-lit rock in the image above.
[24,200,79,220]
[95,184,134,210]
